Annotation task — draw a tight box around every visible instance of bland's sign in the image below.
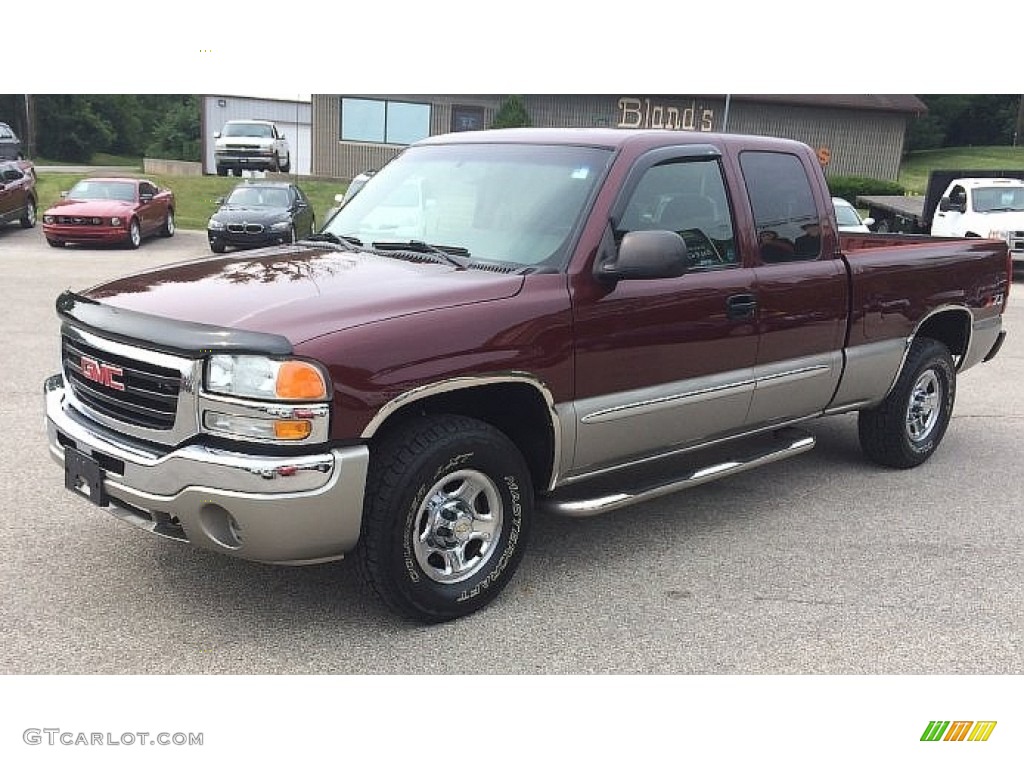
[617,97,715,132]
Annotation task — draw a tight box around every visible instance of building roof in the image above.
[726,94,928,114]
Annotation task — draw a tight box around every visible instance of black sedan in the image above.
[207,181,316,253]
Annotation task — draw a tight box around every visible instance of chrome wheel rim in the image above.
[905,369,941,442]
[412,469,503,584]
[26,203,36,225]
[130,221,140,246]
[166,211,174,235]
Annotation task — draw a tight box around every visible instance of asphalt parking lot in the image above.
[1,223,1022,675]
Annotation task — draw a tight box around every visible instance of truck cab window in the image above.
[740,151,822,263]
[617,158,737,268]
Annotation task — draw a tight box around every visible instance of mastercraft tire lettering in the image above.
[355,415,533,622]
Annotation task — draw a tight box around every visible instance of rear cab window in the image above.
[740,151,823,264]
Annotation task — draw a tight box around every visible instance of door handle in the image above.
[726,293,757,320]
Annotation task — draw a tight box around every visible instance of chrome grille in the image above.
[56,215,103,225]
[62,334,181,430]
[227,223,264,233]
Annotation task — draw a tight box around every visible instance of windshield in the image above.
[225,186,291,208]
[971,186,1024,213]
[223,122,273,138]
[323,143,612,269]
[67,180,136,202]
[833,201,863,227]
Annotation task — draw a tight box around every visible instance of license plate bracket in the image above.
[64,446,108,507]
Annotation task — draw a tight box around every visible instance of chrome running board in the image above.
[540,427,815,517]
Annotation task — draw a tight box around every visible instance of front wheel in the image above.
[356,415,533,623]
[858,338,956,468]
[125,219,141,249]
[280,154,291,173]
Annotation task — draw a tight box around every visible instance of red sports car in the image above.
[41,177,175,249]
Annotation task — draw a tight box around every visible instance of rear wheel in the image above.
[280,153,291,173]
[160,209,175,237]
[356,415,533,623]
[216,165,228,177]
[858,338,956,468]
[20,197,36,228]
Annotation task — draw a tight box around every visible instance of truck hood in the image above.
[973,210,1024,228]
[82,245,525,344]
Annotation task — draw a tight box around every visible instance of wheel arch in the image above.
[912,305,972,364]
[361,375,561,493]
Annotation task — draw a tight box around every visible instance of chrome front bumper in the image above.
[44,374,369,565]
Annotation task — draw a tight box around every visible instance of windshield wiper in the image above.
[372,240,470,268]
[302,232,363,251]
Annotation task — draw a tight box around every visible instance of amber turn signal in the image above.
[275,361,327,400]
[273,420,313,440]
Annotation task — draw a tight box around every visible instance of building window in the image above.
[340,98,431,145]
[451,105,485,132]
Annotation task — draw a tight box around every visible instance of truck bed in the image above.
[856,194,925,219]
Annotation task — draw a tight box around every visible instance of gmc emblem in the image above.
[81,356,125,391]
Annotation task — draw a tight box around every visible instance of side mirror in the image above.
[214,197,224,205]
[334,193,345,203]
[595,230,692,282]
[213,131,221,139]
[862,217,875,228]
[60,190,68,199]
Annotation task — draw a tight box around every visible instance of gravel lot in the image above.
[1,222,1021,676]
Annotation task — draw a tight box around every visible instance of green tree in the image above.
[146,95,201,162]
[490,95,531,129]
[34,95,116,162]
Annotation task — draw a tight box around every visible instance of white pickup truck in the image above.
[858,171,1024,266]
[930,177,1024,264]
[214,119,291,177]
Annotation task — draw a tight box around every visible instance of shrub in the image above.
[827,175,906,203]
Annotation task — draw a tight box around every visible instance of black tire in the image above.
[210,241,226,254]
[160,209,175,237]
[125,218,141,250]
[356,414,533,623]
[280,154,291,173]
[20,197,37,228]
[858,338,956,469]
[46,238,63,248]
[216,165,228,177]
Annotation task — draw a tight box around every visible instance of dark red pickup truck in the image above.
[44,129,1010,622]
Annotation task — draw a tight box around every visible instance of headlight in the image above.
[208,218,225,231]
[205,355,328,401]
[43,215,54,224]
[270,220,291,232]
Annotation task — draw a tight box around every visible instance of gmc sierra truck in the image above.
[44,129,1010,622]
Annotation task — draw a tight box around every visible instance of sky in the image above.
[11,2,1005,96]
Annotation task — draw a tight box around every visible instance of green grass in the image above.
[899,146,1024,193]
[33,171,348,231]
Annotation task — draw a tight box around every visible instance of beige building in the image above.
[310,94,927,182]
